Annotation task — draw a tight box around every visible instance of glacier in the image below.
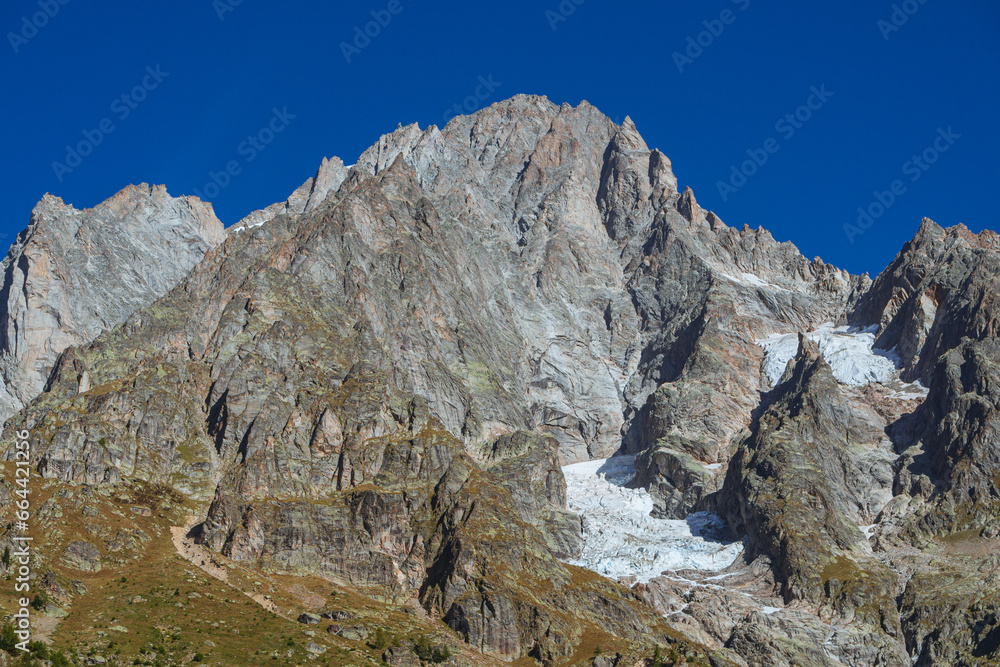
[562,456,744,584]
[758,324,901,387]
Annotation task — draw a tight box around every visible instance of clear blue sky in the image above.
[2,0,997,276]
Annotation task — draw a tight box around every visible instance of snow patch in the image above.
[228,218,267,234]
[761,606,782,615]
[883,381,930,401]
[562,456,744,584]
[758,324,900,387]
[721,272,779,289]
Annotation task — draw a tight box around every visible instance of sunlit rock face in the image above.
[0,184,225,423]
[2,95,998,666]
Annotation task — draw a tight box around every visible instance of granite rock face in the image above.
[851,219,1000,382]
[1,95,998,665]
[0,184,225,422]
[715,336,907,664]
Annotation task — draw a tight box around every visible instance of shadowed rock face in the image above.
[716,336,907,664]
[0,184,225,422]
[1,95,998,665]
[856,228,1000,665]
[702,219,1000,666]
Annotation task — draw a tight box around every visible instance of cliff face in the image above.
[0,184,225,422]
[1,95,997,666]
[850,219,1000,382]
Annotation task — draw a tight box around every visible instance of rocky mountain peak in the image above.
[0,184,226,422]
[31,192,73,217]
[675,186,700,222]
[614,115,649,152]
[0,96,997,667]
[849,217,1000,381]
[230,156,350,232]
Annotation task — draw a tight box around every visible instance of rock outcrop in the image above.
[850,219,1000,382]
[229,156,349,232]
[0,184,225,422]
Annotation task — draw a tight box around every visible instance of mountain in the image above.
[0,95,996,666]
[0,185,225,423]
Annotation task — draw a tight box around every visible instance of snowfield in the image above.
[758,324,902,387]
[562,456,744,583]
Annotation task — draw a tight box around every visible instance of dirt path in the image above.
[170,516,229,582]
[170,515,280,614]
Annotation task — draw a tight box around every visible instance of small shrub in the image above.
[0,623,17,652]
[29,591,49,611]
[28,641,50,659]
[369,628,389,650]
[413,635,450,663]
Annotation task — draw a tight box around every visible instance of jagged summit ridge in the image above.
[229,156,349,232]
[0,95,997,666]
[0,183,225,422]
[2,95,870,467]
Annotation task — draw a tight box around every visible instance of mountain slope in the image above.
[0,95,996,666]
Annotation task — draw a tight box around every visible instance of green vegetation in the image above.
[0,624,70,665]
[369,627,389,650]
[0,624,16,652]
[412,635,450,663]
[29,591,49,611]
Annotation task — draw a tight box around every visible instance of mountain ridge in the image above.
[0,94,997,666]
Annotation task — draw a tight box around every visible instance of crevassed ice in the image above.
[758,324,900,387]
[562,456,744,584]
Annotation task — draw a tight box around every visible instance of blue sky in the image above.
[2,0,997,276]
